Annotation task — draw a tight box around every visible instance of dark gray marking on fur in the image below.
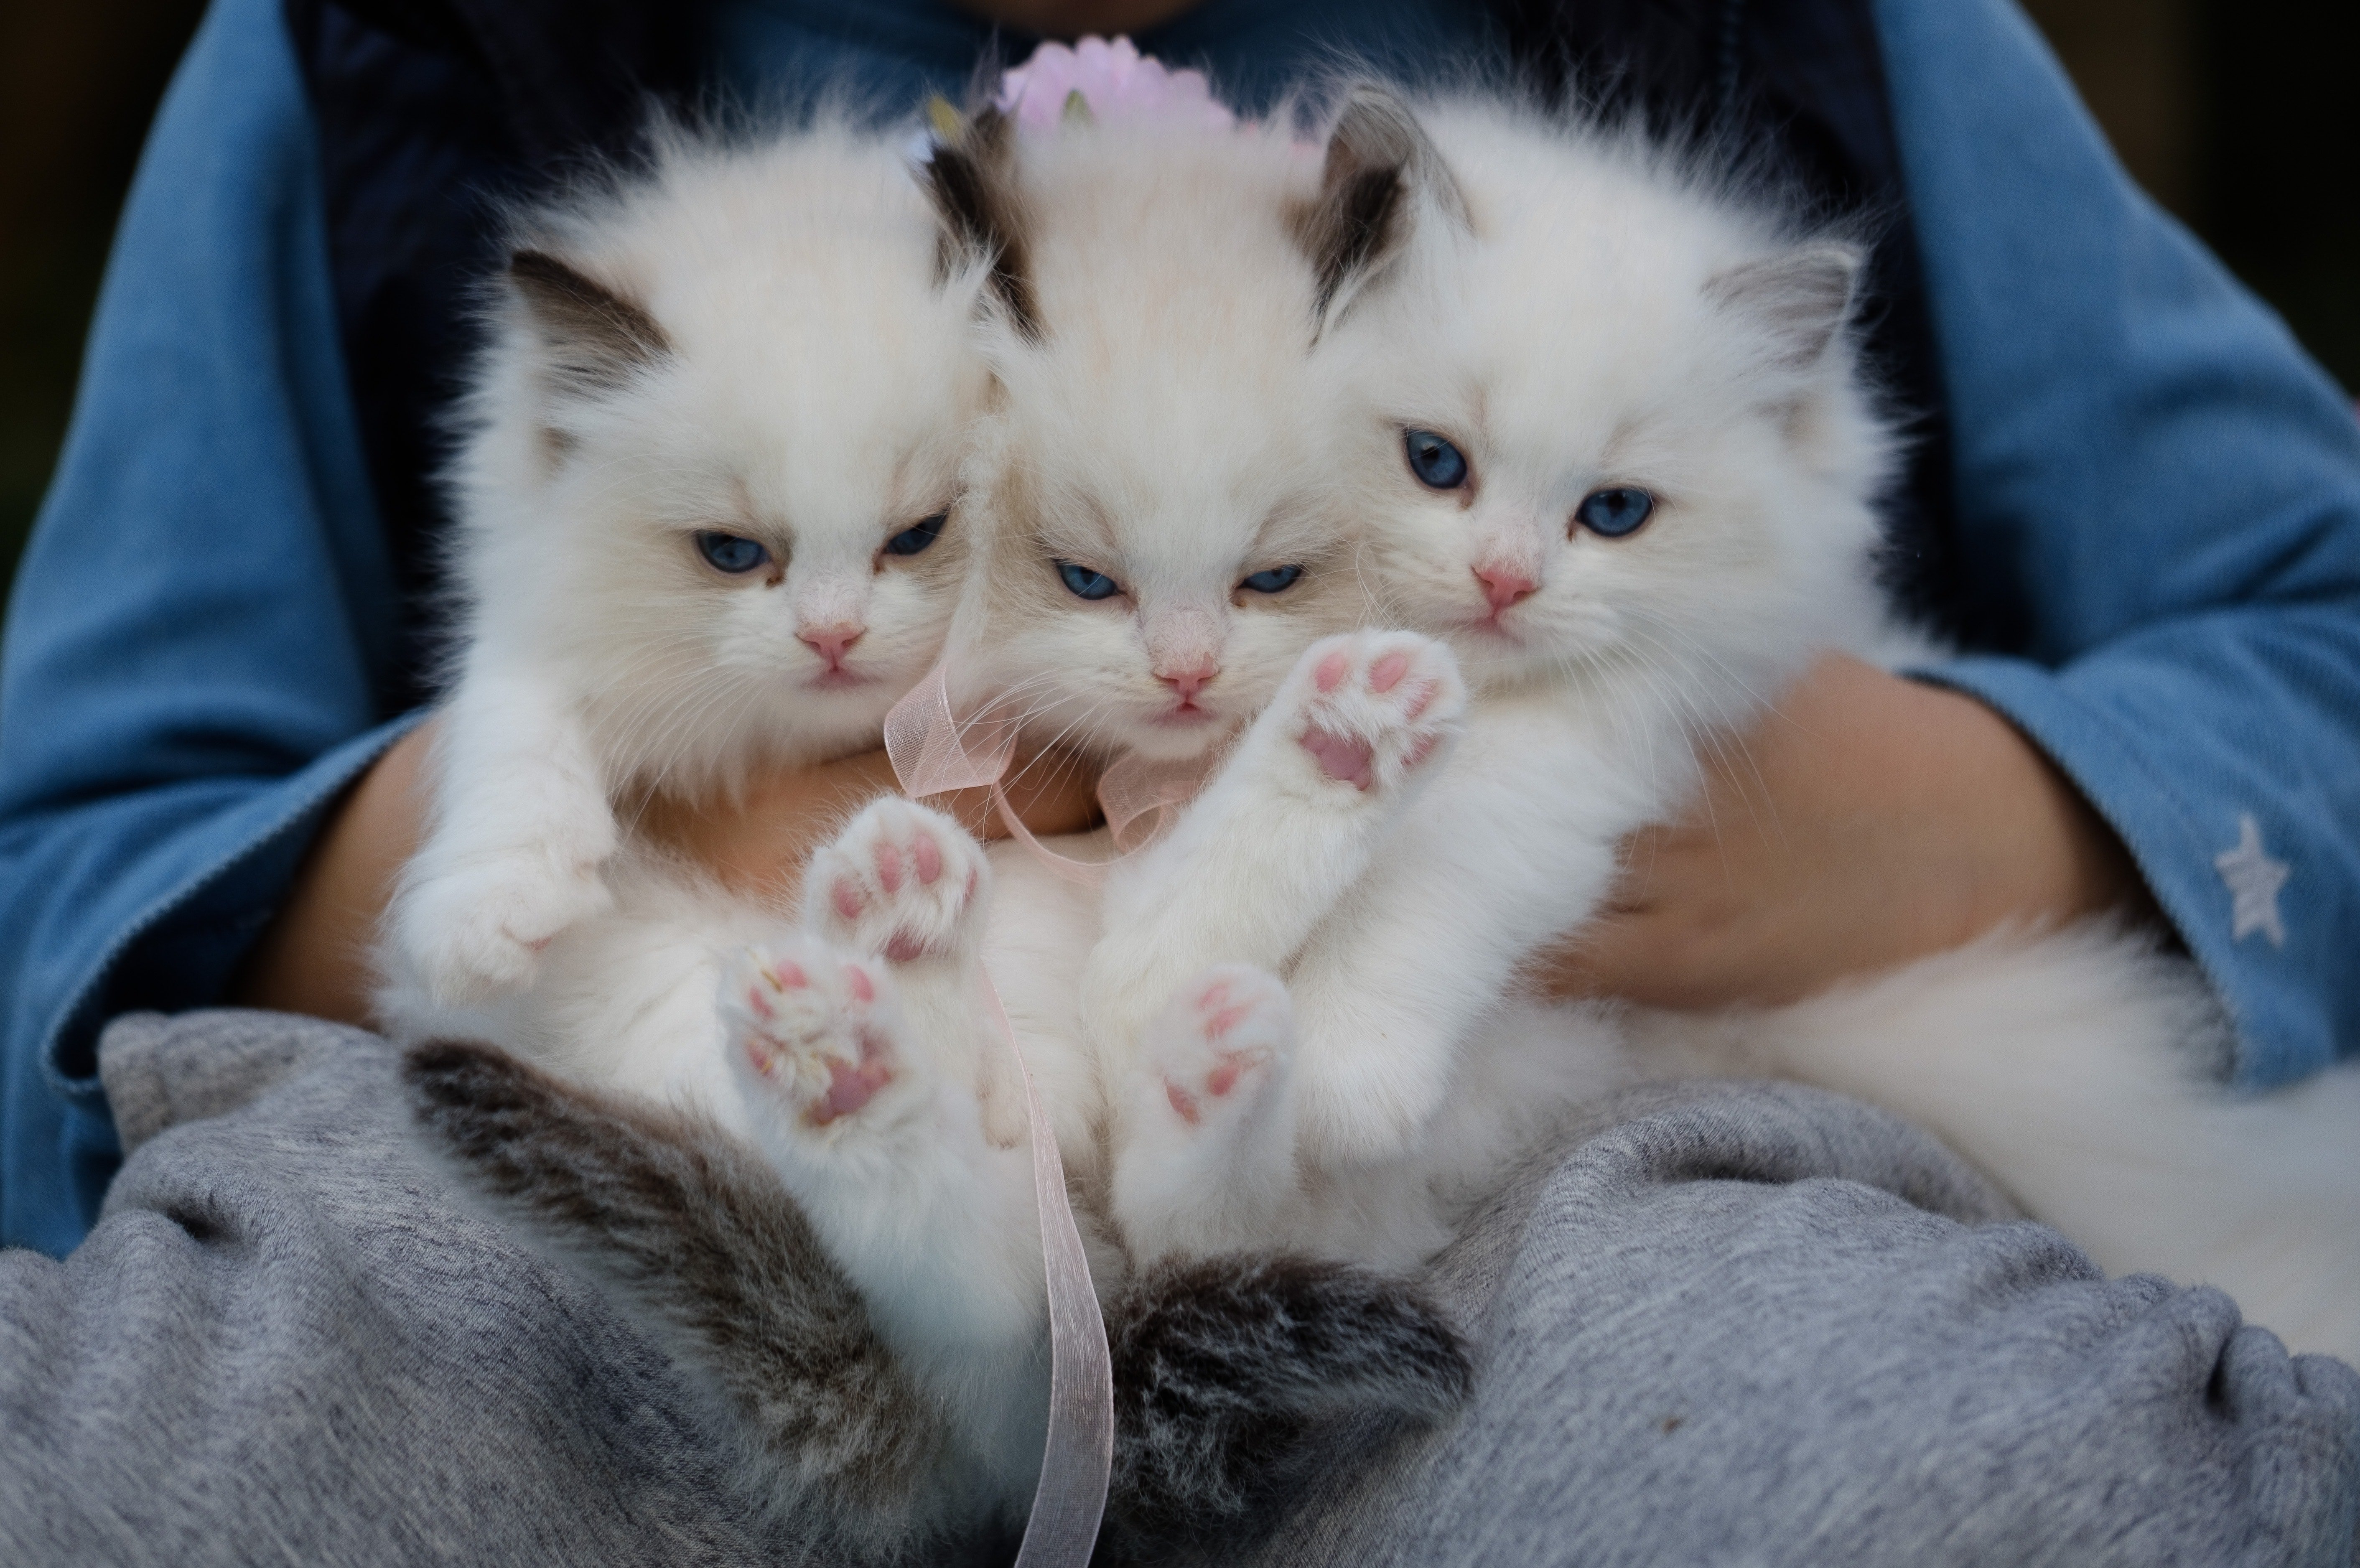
[1299,83,1471,330]
[406,1045,1470,1565]
[403,1040,963,1561]
[1099,1253,1473,1556]
[506,248,673,392]
[1705,243,1863,367]
[924,107,1044,344]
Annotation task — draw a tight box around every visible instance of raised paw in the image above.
[1281,631,1467,797]
[392,846,615,1004]
[1143,965,1294,1134]
[719,937,919,1133]
[805,798,990,963]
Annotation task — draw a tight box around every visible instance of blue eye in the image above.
[1056,560,1121,601]
[696,531,771,573]
[1240,565,1302,594]
[884,513,946,557]
[1574,487,1656,538]
[1405,429,1469,491]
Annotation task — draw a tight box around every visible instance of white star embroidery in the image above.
[2213,814,2290,949]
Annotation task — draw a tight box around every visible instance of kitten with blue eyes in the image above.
[377,118,994,1092]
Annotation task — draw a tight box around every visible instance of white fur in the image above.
[382,117,990,1015]
[1282,95,2360,1362]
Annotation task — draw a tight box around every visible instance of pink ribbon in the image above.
[883,663,1153,1565]
[883,664,1211,882]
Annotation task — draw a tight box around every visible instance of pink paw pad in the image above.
[1301,728,1377,789]
[1164,1049,1260,1127]
[815,1046,891,1125]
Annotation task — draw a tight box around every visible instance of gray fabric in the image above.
[0,1012,2351,1566]
[1258,1084,2360,1568]
[4,1011,776,1566]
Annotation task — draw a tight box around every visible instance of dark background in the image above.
[1,0,2354,602]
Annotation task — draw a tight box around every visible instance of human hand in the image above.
[1543,654,2153,1009]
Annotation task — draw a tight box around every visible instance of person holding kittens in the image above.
[2,0,2357,1563]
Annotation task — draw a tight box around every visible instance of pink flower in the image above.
[994,36,1235,133]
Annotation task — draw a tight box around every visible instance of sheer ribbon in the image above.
[883,663,1209,882]
[882,663,1210,1566]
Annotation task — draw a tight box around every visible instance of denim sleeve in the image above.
[1874,0,2360,1087]
[0,0,412,1252]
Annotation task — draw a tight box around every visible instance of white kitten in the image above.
[379,117,991,1107]
[1250,88,2360,1363]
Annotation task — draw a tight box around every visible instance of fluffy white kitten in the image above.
[379,119,992,1105]
[1272,88,2360,1363]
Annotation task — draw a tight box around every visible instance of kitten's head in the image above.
[455,120,995,791]
[1320,91,1894,732]
[920,106,1420,764]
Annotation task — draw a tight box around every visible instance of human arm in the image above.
[0,0,408,1254]
[1554,0,2360,1084]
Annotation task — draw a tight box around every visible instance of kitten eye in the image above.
[883,513,947,557]
[1404,429,1469,491]
[1056,559,1122,601]
[1239,565,1303,594]
[1573,487,1656,539]
[696,530,771,574]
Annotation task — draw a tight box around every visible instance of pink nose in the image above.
[799,623,865,669]
[1474,564,1537,614]
[1157,662,1217,701]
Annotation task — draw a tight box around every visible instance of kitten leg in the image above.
[803,797,988,966]
[1086,630,1467,1059]
[1280,703,1642,1168]
[1110,965,1302,1261]
[802,797,1025,1148]
[390,664,618,1005]
[718,935,1048,1479]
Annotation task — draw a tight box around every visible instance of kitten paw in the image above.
[719,938,918,1133]
[394,846,616,1004]
[806,798,990,962]
[1281,632,1466,798]
[1142,965,1293,1134]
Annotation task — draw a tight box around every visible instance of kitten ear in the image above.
[505,249,672,395]
[1298,83,1469,331]
[922,106,1044,344]
[1704,244,1862,369]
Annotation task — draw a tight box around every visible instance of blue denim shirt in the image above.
[5,0,2357,1253]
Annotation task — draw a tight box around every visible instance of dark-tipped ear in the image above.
[506,249,672,393]
[1297,84,1468,330]
[1705,244,1863,369]
[923,106,1044,344]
